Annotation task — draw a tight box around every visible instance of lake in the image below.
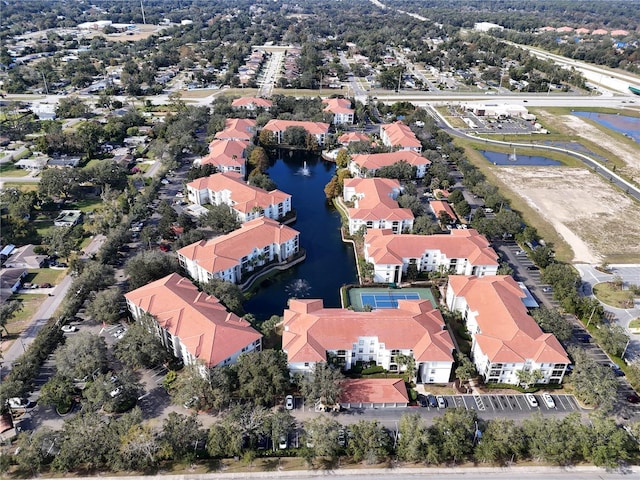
[479,150,562,166]
[572,111,640,142]
[243,153,358,321]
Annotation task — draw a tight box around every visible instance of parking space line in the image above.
[513,396,524,410]
[461,396,470,410]
[473,395,485,411]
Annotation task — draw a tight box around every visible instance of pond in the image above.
[243,153,358,321]
[572,111,640,142]
[479,150,562,166]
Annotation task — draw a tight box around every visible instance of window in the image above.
[358,348,363,353]
[370,340,375,345]
[359,339,364,345]
[304,362,309,367]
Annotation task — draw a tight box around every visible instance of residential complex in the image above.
[196,139,248,176]
[364,228,499,284]
[124,273,262,369]
[446,275,570,385]
[214,118,256,142]
[231,96,273,112]
[281,298,455,384]
[349,150,430,178]
[186,171,292,223]
[322,97,354,124]
[262,119,330,146]
[177,217,300,286]
[380,121,422,152]
[343,177,414,235]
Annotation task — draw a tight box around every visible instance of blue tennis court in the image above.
[360,291,421,309]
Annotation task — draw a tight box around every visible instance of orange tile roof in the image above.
[351,150,429,171]
[186,172,290,214]
[429,200,457,220]
[364,228,499,267]
[344,178,414,223]
[322,97,354,115]
[124,273,261,367]
[214,118,256,141]
[231,97,273,108]
[592,29,608,35]
[200,139,247,169]
[263,119,330,135]
[338,132,369,144]
[282,299,454,364]
[340,378,409,404]
[380,121,422,149]
[610,29,629,36]
[177,217,299,275]
[448,275,569,364]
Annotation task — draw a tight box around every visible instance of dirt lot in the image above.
[545,113,640,180]
[492,166,640,264]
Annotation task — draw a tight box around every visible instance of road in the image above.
[258,50,284,98]
[0,235,106,381]
[57,465,639,480]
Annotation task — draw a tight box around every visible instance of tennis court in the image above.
[348,287,437,310]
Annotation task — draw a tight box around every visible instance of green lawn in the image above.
[25,268,67,285]
[1,182,38,192]
[593,282,635,309]
[66,197,103,213]
[4,293,48,331]
[0,165,29,177]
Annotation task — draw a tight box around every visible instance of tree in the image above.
[201,203,240,234]
[569,347,618,411]
[593,323,629,357]
[301,362,344,408]
[226,403,269,448]
[396,412,428,461]
[433,408,477,463]
[200,277,246,316]
[234,350,289,406]
[248,146,270,174]
[43,225,80,261]
[397,194,423,216]
[207,421,243,458]
[114,320,169,369]
[335,149,351,169]
[125,250,179,290]
[347,420,390,464]
[515,369,543,389]
[39,374,76,412]
[474,418,526,465]
[258,128,276,147]
[119,424,161,471]
[304,416,342,458]
[375,160,415,181]
[86,288,123,325]
[529,245,556,268]
[38,168,83,199]
[248,171,278,191]
[282,126,308,147]
[14,427,59,476]
[160,412,205,461]
[0,300,22,335]
[412,215,441,235]
[55,97,90,119]
[585,414,634,468]
[522,414,585,465]
[169,365,232,413]
[531,307,572,343]
[265,409,295,451]
[396,352,417,379]
[54,332,108,381]
[454,353,477,387]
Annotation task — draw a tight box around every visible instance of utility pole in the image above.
[140,0,146,25]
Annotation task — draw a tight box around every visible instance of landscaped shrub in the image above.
[361,365,385,375]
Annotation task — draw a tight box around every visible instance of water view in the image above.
[243,154,358,320]
[572,111,640,142]
[479,150,562,166]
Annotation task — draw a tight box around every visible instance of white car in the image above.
[278,435,288,450]
[285,395,294,410]
[542,393,555,408]
[175,192,184,198]
[8,397,30,409]
[525,393,539,408]
[110,386,123,398]
[61,325,78,333]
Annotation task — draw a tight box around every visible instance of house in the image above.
[322,98,354,124]
[54,210,82,227]
[214,118,256,142]
[47,156,81,168]
[364,228,499,284]
[0,268,27,303]
[14,157,48,170]
[262,119,330,146]
[446,275,570,385]
[196,139,248,176]
[349,150,430,178]
[186,171,292,223]
[231,96,273,112]
[337,131,369,146]
[343,178,414,235]
[340,378,409,409]
[429,200,458,223]
[3,244,47,269]
[281,298,454,383]
[124,273,262,370]
[178,217,300,286]
[380,121,422,152]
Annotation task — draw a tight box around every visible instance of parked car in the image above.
[7,398,30,409]
[417,394,428,407]
[61,325,78,333]
[610,365,625,377]
[436,395,447,409]
[285,395,294,410]
[110,386,123,398]
[527,265,540,271]
[576,333,591,343]
[542,393,555,408]
[427,394,438,408]
[278,434,288,450]
[525,393,538,408]
[626,394,640,404]
[542,287,552,293]
[40,283,52,288]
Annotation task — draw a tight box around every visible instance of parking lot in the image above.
[421,393,580,414]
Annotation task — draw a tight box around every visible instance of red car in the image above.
[159,244,171,252]
[627,394,640,404]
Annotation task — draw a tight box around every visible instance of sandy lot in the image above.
[549,114,640,180]
[493,167,640,264]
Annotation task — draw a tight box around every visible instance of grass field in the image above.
[4,293,48,331]
[593,282,636,308]
[0,165,29,177]
[25,268,67,285]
